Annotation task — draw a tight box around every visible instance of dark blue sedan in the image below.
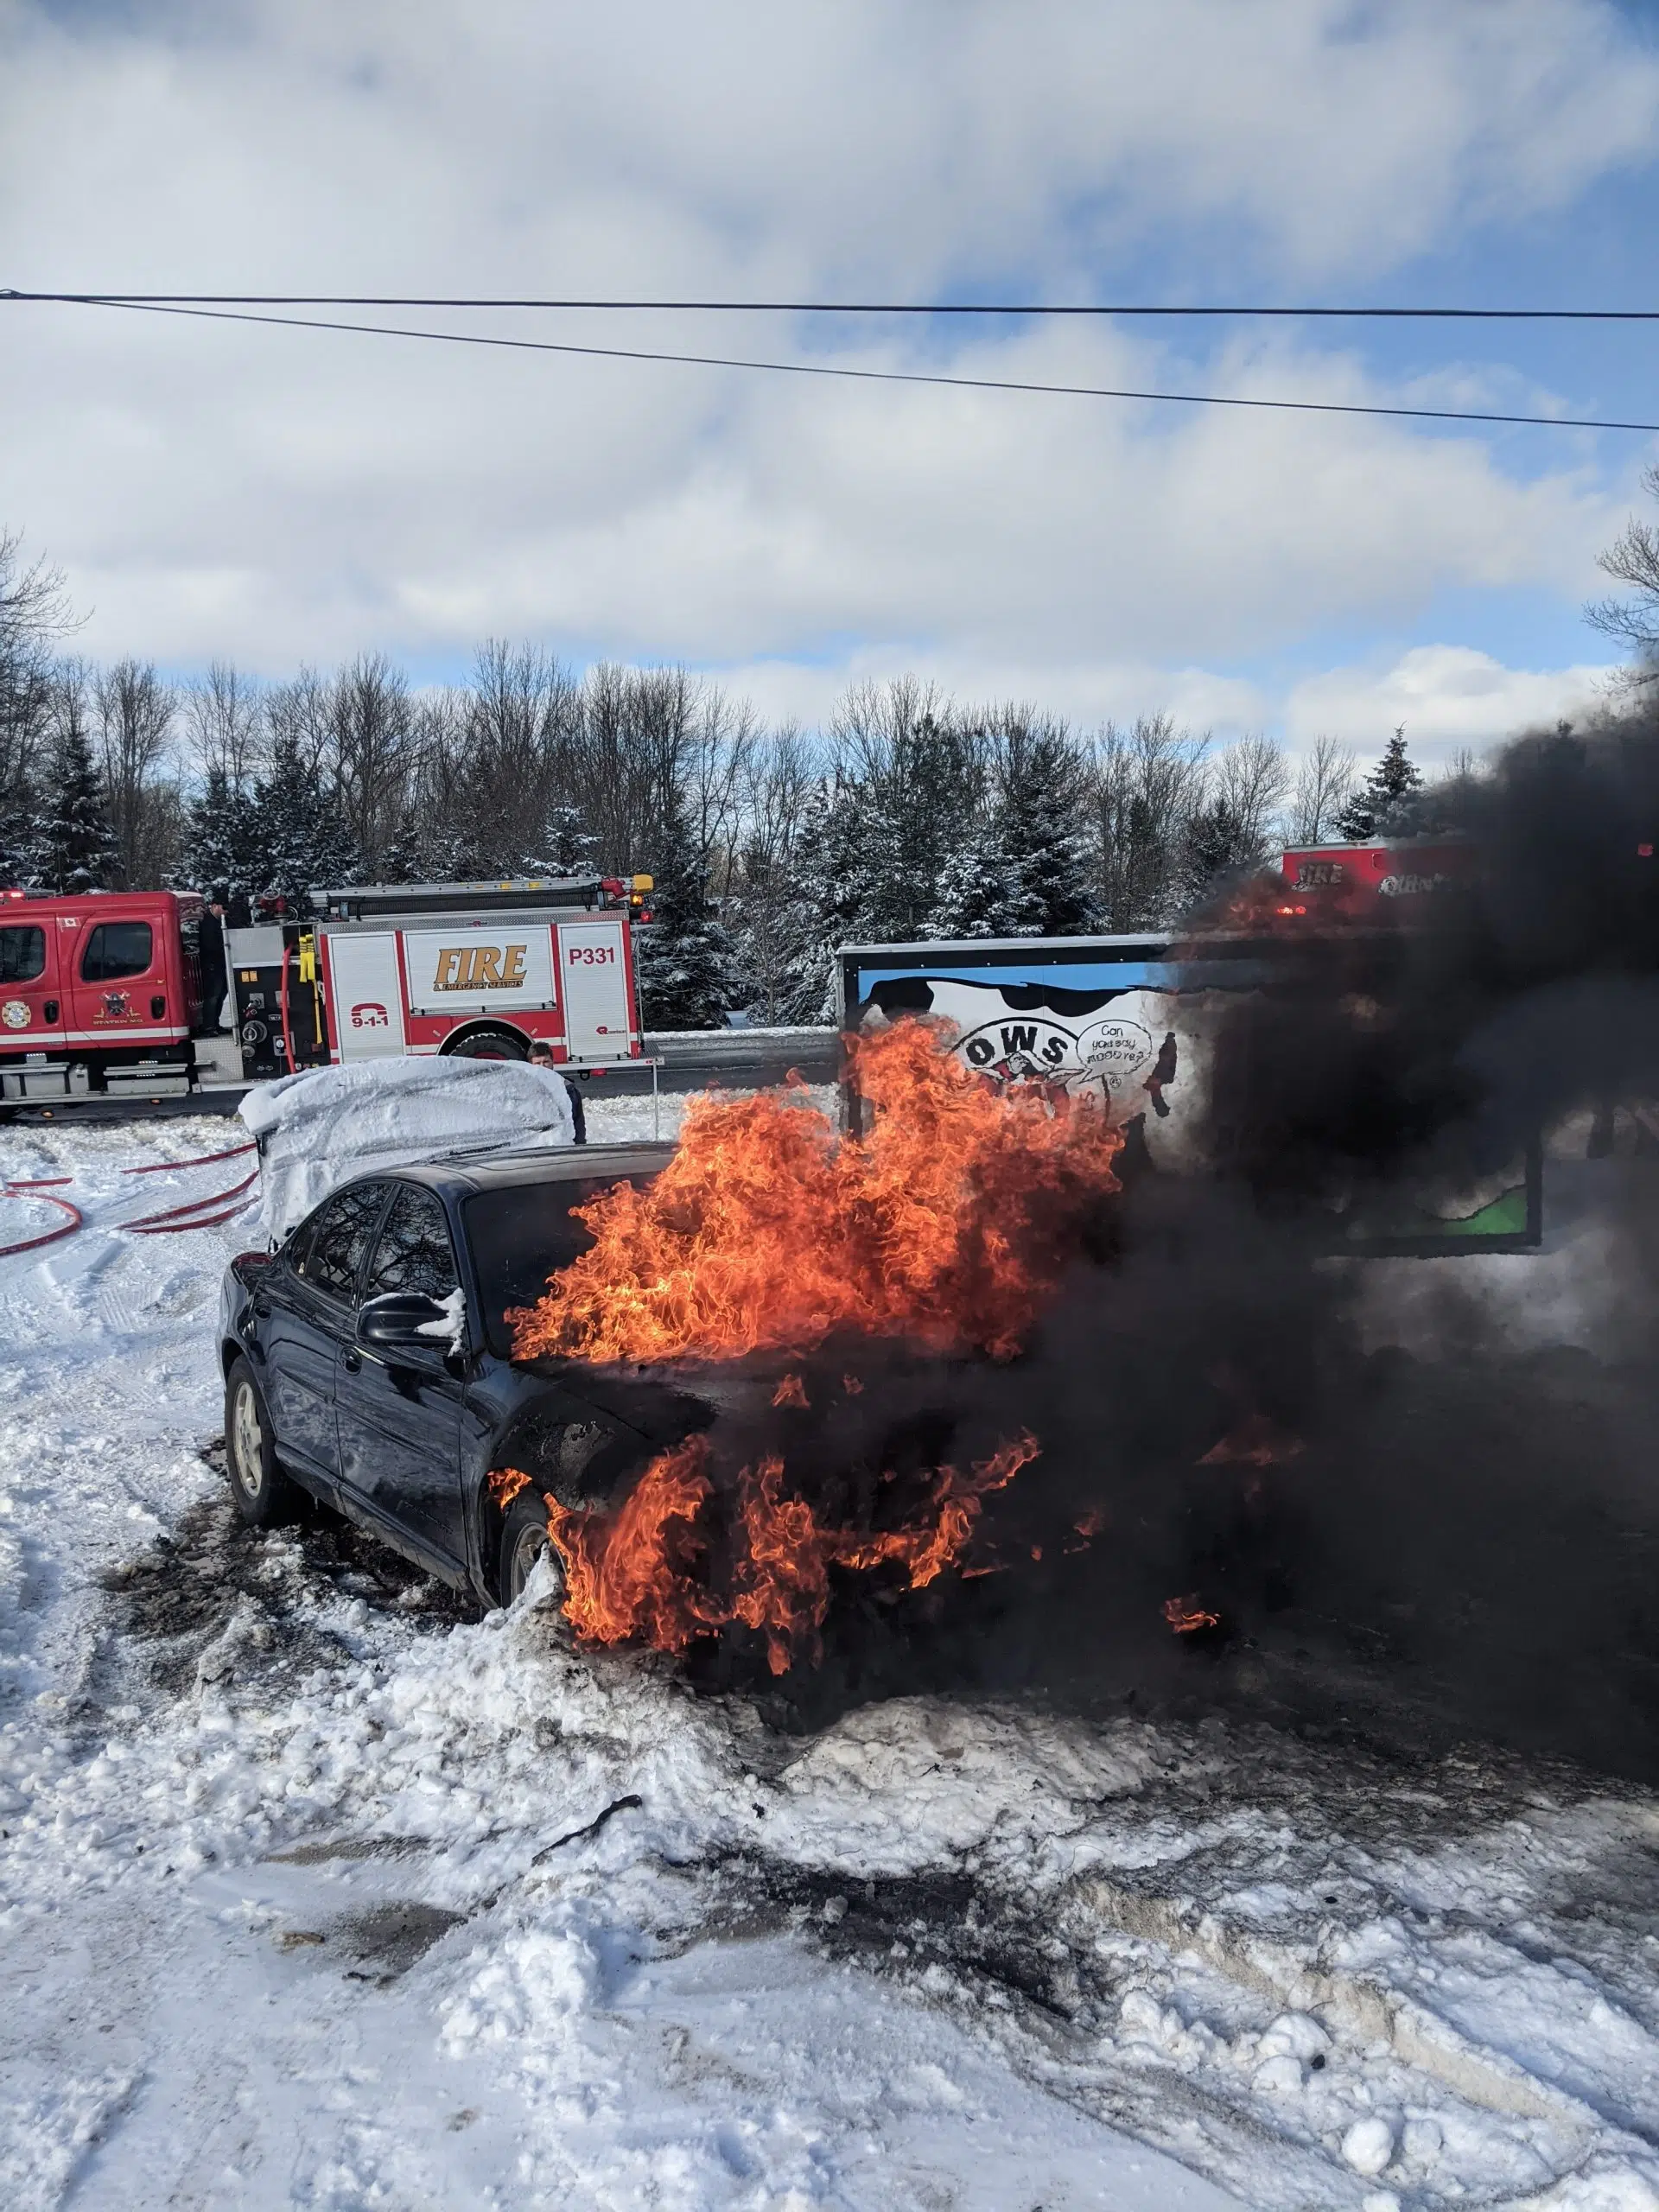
[215,1141,721,1605]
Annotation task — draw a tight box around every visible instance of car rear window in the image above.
[0,926,45,983]
[464,1173,658,1358]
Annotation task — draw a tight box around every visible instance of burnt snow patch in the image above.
[715,1856,1087,2019]
[654,1716,1659,2209]
[90,1444,474,1709]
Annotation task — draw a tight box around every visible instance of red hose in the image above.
[0,1183,84,1256]
[124,1202,254,1235]
[120,1171,258,1232]
[0,1142,262,1252]
[125,1142,256,1177]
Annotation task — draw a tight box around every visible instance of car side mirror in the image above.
[358,1291,455,1349]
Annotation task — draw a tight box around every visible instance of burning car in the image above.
[218,1141,708,1605]
[218,1024,1124,1666]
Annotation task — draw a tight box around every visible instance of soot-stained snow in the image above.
[2,1110,1657,2210]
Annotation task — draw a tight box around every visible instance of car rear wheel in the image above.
[499,1491,567,1607]
[225,1355,304,1528]
[447,1027,528,1062]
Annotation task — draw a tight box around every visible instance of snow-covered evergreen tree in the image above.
[774,781,869,1022]
[247,734,361,912]
[638,798,735,1030]
[522,804,598,880]
[36,711,118,893]
[180,768,263,899]
[0,770,39,888]
[1174,797,1260,917]
[925,816,1032,939]
[995,747,1098,935]
[1337,726,1423,841]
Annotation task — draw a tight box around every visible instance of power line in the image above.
[5,288,1659,321]
[31,295,1656,435]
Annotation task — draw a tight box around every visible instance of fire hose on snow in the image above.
[0,1141,259,1255]
[0,1176,85,1255]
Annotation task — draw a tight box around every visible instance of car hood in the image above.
[512,1351,788,1442]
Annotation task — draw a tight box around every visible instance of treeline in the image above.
[3,527,1451,1027]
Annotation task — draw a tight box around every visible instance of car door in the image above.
[261,1181,391,1486]
[335,1183,468,1574]
[0,915,67,1054]
[70,912,168,1048]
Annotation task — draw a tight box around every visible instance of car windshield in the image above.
[464,1173,659,1358]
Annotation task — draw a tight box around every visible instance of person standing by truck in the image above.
[527,1038,587,1143]
[197,887,230,1036]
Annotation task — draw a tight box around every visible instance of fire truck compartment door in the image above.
[557,919,632,1058]
[0,915,68,1051]
[401,925,556,1015]
[325,932,407,1059]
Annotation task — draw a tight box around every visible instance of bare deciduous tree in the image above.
[1211,734,1289,863]
[1090,714,1210,929]
[1587,461,1659,674]
[265,668,336,781]
[1289,733,1357,843]
[327,653,416,877]
[1,533,79,874]
[93,658,178,887]
[183,661,265,787]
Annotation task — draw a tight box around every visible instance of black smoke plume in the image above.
[677,712,1659,1786]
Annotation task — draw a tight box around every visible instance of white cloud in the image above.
[1283,645,1618,765]
[0,0,1654,695]
[11,1,1653,289]
[711,648,1268,739]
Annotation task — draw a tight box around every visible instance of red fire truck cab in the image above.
[0,887,207,1102]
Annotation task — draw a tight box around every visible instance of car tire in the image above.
[498,1490,568,1607]
[447,1027,529,1063]
[225,1355,304,1529]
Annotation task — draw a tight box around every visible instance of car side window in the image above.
[295,1181,391,1306]
[365,1185,458,1300]
[80,921,154,982]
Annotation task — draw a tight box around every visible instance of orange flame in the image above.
[487,1465,531,1509]
[1163,1594,1221,1634]
[509,1020,1123,1367]
[534,1430,1039,1674]
[772,1372,810,1408]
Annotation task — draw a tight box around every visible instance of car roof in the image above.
[388,1140,676,1200]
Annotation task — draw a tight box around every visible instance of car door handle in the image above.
[340,1349,361,1373]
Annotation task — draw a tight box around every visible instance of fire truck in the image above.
[0,886,209,1102]
[0,874,652,1103]
[1276,836,1471,918]
[226,874,652,1084]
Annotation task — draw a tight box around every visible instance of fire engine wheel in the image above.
[446,1027,529,1063]
[498,1492,567,1607]
[224,1357,304,1529]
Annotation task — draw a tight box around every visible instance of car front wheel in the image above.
[225,1355,304,1528]
[498,1490,568,1607]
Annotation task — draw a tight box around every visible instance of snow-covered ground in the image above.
[2,1107,1657,2211]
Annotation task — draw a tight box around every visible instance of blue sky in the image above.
[3,0,1658,768]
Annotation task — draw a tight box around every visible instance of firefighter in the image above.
[527,1039,587,1145]
[197,887,231,1035]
